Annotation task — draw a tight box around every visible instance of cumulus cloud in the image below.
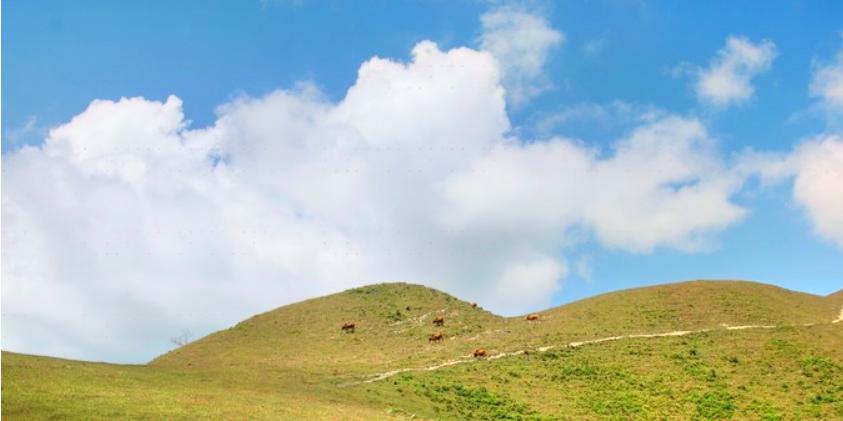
[479,7,564,106]
[3,40,747,362]
[740,136,843,250]
[441,116,746,253]
[761,137,843,249]
[685,36,777,107]
[789,137,843,249]
[486,257,567,313]
[810,32,843,115]
[737,32,843,251]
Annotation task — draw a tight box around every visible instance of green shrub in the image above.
[695,389,736,419]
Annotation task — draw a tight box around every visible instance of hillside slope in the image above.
[152,283,504,381]
[362,323,843,419]
[4,280,842,419]
[155,281,837,375]
[490,280,840,352]
[1,351,388,420]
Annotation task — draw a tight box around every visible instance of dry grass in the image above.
[4,280,841,419]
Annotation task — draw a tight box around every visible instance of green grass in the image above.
[363,325,843,420]
[1,352,390,420]
[4,280,842,419]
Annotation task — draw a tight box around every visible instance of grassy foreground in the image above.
[3,281,842,419]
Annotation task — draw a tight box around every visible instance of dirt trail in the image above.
[354,326,742,385]
[721,324,777,330]
[350,307,843,386]
[363,368,413,383]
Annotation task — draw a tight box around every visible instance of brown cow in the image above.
[473,348,486,358]
[341,322,355,333]
[432,316,445,326]
[470,303,478,308]
[429,332,443,342]
[526,314,539,321]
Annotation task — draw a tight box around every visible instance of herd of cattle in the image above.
[341,302,541,358]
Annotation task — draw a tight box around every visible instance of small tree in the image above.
[170,328,192,347]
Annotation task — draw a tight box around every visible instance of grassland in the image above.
[363,324,843,419]
[3,281,842,419]
[2,352,392,420]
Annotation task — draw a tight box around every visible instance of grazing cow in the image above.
[341,322,355,333]
[470,303,478,308]
[433,316,445,326]
[526,314,540,321]
[473,348,486,358]
[429,332,443,342]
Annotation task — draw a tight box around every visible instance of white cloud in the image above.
[796,34,843,248]
[740,136,843,250]
[2,40,748,363]
[533,100,666,135]
[479,7,564,106]
[735,31,843,250]
[810,33,843,115]
[691,36,777,107]
[441,115,746,253]
[788,137,843,249]
[486,257,567,315]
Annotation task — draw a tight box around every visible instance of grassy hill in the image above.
[491,280,839,351]
[363,324,843,419]
[4,280,842,419]
[2,351,387,420]
[152,283,505,379]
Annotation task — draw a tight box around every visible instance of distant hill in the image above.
[509,280,839,348]
[4,280,842,419]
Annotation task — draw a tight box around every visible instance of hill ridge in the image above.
[151,280,839,376]
[6,278,843,420]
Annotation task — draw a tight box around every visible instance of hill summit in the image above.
[152,282,503,377]
[5,280,843,419]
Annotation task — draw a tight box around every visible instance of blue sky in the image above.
[6,1,843,150]
[3,1,843,362]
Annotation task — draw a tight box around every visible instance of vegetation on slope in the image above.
[152,283,504,380]
[362,324,843,420]
[1,352,388,420]
[3,280,842,419]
